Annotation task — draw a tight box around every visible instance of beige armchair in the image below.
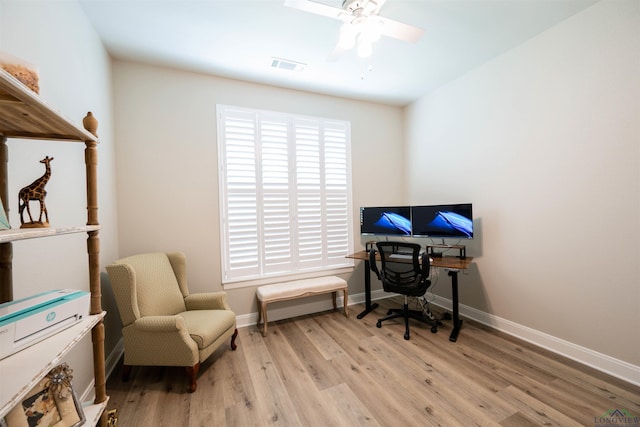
[106,252,237,392]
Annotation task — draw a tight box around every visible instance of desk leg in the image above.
[448,269,462,342]
[357,257,378,319]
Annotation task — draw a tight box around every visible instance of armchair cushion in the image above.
[181,310,236,349]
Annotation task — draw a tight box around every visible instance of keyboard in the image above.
[389,253,413,260]
[388,252,431,262]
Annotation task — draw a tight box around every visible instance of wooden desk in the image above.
[346,250,473,342]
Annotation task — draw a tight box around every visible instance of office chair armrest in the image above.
[184,291,231,311]
[369,249,381,280]
[134,315,188,332]
[420,252,431,278]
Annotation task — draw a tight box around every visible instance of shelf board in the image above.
[0,225,100,243]
[0,312,106,418]
[0,69,97,143]
[83,397,109,426]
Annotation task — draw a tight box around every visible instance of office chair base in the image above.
[376,304,440,340]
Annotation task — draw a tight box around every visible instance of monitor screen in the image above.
[411,203,473,239]
[360,206,412,236]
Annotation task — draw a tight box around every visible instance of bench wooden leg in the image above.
[260,301,268,337]
[332,291,337,310]
[257,300,262,329]
[343,289,349,317]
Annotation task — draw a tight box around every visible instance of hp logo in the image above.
[46,312,56,322]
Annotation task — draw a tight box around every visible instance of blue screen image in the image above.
[430,211,473,237]
[375,212,412,235]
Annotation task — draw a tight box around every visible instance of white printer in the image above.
[0,289,90,360]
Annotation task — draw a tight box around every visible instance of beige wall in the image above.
[0,0,119,400]
[111,61,405,316]
[406,0,640,374]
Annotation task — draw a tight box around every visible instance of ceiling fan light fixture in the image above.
[360,17,382,43]
[338,22,358,50]
[357,37,373,58]
[285,0,423,61]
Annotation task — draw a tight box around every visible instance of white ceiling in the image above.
[79,0,598,106]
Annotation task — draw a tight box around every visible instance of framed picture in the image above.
[3,364,85,427]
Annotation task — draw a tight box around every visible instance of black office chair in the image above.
[369,241,439,340]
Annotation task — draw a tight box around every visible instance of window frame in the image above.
[217,104,355,289]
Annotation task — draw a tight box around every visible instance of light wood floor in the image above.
[106,297,640,426]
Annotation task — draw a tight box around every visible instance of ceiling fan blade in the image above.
[377,15,424,43]
[362,0,386,15]
[284,0,346,20]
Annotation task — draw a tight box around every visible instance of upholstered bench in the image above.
[256,276,349,336]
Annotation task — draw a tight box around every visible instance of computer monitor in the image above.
[411,203,473,239]
[360,206,412,236]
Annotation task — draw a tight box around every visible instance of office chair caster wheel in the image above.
[376,321,382,328]
[431,325,437,333]
[404,332,410,340]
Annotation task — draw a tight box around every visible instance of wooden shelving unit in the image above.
[0,68,107,425]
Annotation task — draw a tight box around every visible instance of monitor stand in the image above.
[426,244,466,259]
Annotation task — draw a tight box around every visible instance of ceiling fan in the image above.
[284,0,424,59]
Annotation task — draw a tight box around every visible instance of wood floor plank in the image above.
[471,325,640,412]
[499,411,546,427]
[496,384,584,427]
[262,322,344,426]
[362,333,513,426]
[316,313,377,367]
[106,298,640,426]
[112,367,166,426]
[329,350,433,426]
[276,318,346,390]
[295,315,347,360]
[240,327,304,426]
[320,382,381,427]
[188,348,231,426]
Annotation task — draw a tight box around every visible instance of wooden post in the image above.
[85,131,107,424]
[0,135,12,303]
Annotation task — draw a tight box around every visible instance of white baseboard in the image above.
[106,338,124,378]
[102,290,638,387]
[235,288,389,329]
[79,379,96,403]
[236,290,639,387]
[80,339,123,401]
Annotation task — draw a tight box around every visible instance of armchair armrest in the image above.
[134,315,187,332]
[420,252,431,277]
[184,291,231,311]
[126,315,198,366]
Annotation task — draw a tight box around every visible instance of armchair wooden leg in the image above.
[122,365,132,382]
[186,363,200,393]
[230,328,238,350]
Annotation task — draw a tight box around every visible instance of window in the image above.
[217,105,354,286]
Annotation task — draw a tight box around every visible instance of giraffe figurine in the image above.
[18,156,54,228]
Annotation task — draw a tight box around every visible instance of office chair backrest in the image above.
[370,241,430,297]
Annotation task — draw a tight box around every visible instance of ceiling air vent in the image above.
[270,57,306,72]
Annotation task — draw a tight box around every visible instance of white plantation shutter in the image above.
[218,105,354,285]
